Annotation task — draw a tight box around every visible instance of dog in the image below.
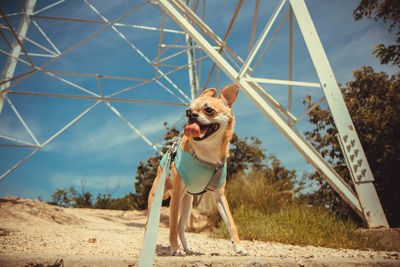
[147,84,246,256]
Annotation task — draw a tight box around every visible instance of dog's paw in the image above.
[184,249,205,256]
[235,247,249,255]
[234,244,248,255]
[170,248,186,256]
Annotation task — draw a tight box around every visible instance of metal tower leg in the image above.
[0,0,36,113]
[289,0,388,228]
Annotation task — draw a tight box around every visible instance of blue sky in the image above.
[0,0,398,202]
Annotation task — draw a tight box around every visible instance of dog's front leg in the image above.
[169,163,186,256]
[178,192,193,252]
[212,187,247,255]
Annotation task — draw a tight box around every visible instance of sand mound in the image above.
[0,196,83,226]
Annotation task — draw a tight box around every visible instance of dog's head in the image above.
[183,84,239,142]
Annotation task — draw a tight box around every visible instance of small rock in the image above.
[295,258,305,267]
[390,252,399,259]
[88,238,97,243]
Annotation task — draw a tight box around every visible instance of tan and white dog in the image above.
[147,84,246,256]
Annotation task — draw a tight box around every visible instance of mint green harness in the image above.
[160,145,227,195]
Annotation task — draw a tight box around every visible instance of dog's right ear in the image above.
[201,88,217,97]
[219,84,239,107]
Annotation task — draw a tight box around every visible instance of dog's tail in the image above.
[162,190,171,200]
[163,174,171,200]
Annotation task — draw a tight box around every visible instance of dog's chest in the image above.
[173,147,227,195]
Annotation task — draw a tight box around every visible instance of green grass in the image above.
[210,169,383,250]
[212,204,383,250]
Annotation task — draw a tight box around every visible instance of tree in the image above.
[304,66,400,226]
[105,193,140,210]
[72,191,93,208]
[227,134,266,178]
[72,180,93,208]
[94,194,111,209]
[353,0,400,66]
[50,187,75,208]
[49,181,94,208]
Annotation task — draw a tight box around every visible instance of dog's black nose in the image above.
[186,109,199,122]
[191,112,199,119]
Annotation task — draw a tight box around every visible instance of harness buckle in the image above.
[167,137,180,167]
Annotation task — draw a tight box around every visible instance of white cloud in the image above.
[330,28,398,82]
[0,106,42,145]
[45,110,181,154]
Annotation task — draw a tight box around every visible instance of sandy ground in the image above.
[0,196,399,267]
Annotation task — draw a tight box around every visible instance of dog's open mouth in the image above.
[184,122,220,141]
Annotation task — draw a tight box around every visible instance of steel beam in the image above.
[31,15,185,34]
[183,0,199,99]
[0,0,36,113]
[288,6,294,112]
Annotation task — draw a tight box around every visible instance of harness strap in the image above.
[188,146,226,192]
[205,164,225,191]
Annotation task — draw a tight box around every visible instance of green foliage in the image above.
[303,66,400,226]
[49,185,93,208]
[50,187,140,210]
[227,134,266,178]
[353,0,400,66]
[50,187,75,208]
[224,167,297,215]
[212,204,383,250]
[93,193,140,210]
[94,194,111,209]
[74,191,93,208]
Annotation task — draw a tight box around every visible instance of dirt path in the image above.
[0,196,399,266]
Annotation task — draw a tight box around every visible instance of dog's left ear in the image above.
[219,84,239,107]
[201,88,217,97]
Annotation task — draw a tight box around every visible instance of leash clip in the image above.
[168,137,180,164]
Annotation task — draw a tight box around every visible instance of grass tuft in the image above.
[210,169,383,250]
[212,204,383,250]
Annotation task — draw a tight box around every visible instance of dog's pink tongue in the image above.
[184,123,204,138]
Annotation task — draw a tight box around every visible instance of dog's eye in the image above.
[204,107,215,115]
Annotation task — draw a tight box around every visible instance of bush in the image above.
[50,187,140,210]
[225,169,295,215]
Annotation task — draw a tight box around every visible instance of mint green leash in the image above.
[138,138,179,267]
